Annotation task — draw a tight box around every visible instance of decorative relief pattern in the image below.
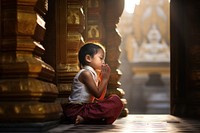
[0,0,62,123]
[85,0,105,42]
[0,79,58,101]
[0,103,62,122]
[67,9,81,25]
[56,0,85,102]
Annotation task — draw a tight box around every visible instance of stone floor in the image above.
[46,114,200,133]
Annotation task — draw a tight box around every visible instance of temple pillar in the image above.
[0,0,62,131]
[55,0,85,104]
[104,0,128,117]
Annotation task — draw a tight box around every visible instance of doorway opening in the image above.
[117,0,170,114]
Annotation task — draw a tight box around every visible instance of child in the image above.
[62,42,123,124]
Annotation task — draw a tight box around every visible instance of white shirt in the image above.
[68,66,98,103]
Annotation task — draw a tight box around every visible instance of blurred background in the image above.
[117,0,170,114]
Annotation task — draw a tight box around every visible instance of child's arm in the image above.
[97,85,107,100]
[79,64,110,98]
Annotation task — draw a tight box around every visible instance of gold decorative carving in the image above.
[57,84,72,93]
[1,37,45,56]
[85,0,104,42]
[0,0,62,125]
[67,9,81,25]
[0,78,58,101]
[0,102,62,122]
[0,52,54,81]
[2,5,37,35]
[88,25,100,38]
[67,3,85,31]
[65,32,83,70]
[56,0,85,101]
[58,64,79,72]
[68,32,83,41]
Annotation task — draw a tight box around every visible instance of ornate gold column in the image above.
[104,0,128,117]
[0,0,62,131]
[56,0,85,104]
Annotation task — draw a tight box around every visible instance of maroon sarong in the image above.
[62,94,123,124]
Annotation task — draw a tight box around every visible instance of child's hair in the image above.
[78,42,105,67]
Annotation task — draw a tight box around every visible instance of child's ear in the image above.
[85,54,92,63]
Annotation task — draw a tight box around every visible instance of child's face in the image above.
[90,49,105,71]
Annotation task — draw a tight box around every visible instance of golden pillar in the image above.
[0,0,62,131]
[104,0,128,117]
[56,0,85,104]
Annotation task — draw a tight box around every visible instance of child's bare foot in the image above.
[75,115,84,124]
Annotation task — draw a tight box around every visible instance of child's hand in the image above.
[100,64,111,81]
